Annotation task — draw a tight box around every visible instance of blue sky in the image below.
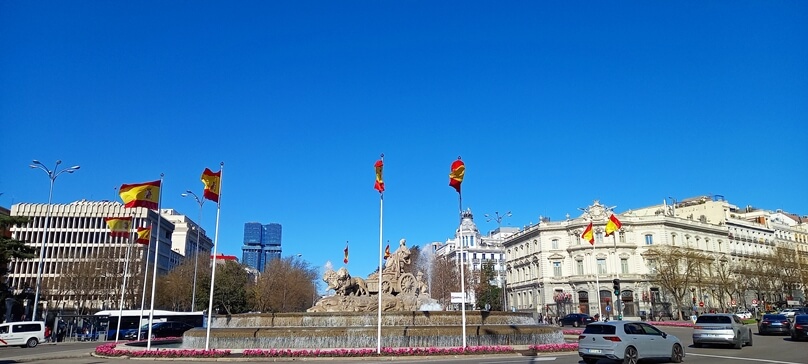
[2,1,806,278]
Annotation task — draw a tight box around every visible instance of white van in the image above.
[0,321,46,348]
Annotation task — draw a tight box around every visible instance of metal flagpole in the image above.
[146,173,165,350]
[458,195,466,348]
[114,215,134,342]
[376,154,384,354]
[205,162,224,350]
[594,237,601,320]
[136,218,152,342]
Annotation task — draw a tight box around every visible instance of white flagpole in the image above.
[136,218,152,342]
[376,154,384,354]
[146,173,165,350]
[114,214,134,342]
[458,197,466,348]
[205,162,224,350]
[593,233,601,320]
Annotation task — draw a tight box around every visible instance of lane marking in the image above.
[532,358,557,362]
[689,353,804,364]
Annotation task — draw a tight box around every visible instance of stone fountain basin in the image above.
[183,311,562,349]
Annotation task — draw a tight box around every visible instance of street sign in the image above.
[699,302,704,307]
[605,305,611,312]
[731,299,737,305]
[752,299,758,305]
[450,292,466,304]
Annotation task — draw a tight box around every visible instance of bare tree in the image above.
[644,246,709,319]
[249,256,317,313]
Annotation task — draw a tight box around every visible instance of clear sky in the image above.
[2,1,806,278]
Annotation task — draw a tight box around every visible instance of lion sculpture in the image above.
[324,267,368,296]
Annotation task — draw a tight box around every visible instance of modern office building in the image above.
[241,222,282,272]
[502,197,808,320]
[7,200,212,317]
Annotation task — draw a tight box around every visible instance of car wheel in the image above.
[791,333,797,341]
[26,338,38,348]
[584,358,598,364]
[733,336,742,349]
[573,321,580,327]
[669,343,683,363]
[622,346,638,364]
[747,331,753,346]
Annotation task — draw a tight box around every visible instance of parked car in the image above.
[0,321,46,348]
[578,321,684,364]
[123,321,195,340]
[758,314,792,335]
[790,314,808,341]
[692,313,753,349]
[559,313,595,327]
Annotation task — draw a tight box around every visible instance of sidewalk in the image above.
[1,342,95,362]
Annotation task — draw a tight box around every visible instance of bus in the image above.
[94,310,204,340]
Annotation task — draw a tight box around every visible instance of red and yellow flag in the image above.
[119,180,161,209]
[374,159,385,193]
[384,244,391,259]
[104,217,132,237]
[201,168,221,203]
[605,214,622,237]
[136,227,151,245]
[343,243,349,264]
[582,222,595,245]
[449,158,465,193]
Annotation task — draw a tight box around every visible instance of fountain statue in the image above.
[182,238,563,350]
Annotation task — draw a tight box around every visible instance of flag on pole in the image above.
[119,180,161,209]
[374,159,385,193]
[136,227,151,245]
[343,243,349,264]
[384,244,391,259]
[449,158,465,193]
[104,217,132,237]
[605,214,622,237]
[582,222,595,245]
[201,168,221,203]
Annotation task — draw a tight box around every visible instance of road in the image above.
[1,326,806,364]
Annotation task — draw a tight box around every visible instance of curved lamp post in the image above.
[181,190,204,311]
[484,211,512,230]
[30,160,80,321]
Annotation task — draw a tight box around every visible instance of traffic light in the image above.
[612,278,621,296]
[693,297,697,305]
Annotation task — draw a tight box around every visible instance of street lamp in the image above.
[181,190,204,311]
[484,211,512,230]
[29,160,79,322]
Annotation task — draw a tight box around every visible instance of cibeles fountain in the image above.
[183,239,561,349]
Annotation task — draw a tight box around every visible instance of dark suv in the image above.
[124,321,194,340]
[559,313,595,327]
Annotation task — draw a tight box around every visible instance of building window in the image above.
[645,234,654,245]
[576,260,584,275]
[621,258,628,274]
[551,239,559,249]
[595,232,604,245]
[553,261,562,277]
[618,231,626,243]
[597,258,606,274]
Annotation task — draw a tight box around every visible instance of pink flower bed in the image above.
[650,321,694,328]
[530,343,579,352]
[242,346,515,357]
[95,342,230,358]
[563,329,583,335]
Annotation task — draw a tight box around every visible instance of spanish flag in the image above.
[374,159,385,193]
[119,180,161,209]
[582,222,595,245]
[201,168,221,203]
[384,244,391,259]
[343,243,349,264]
[449,158,465,193]
[104,217,132,237]
[136,227,151,245]
[605,214,622,237]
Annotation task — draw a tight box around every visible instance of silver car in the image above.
[692,313,752,348]
[578,321,684,364]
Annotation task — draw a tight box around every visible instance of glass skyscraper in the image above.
[241,222,282,271]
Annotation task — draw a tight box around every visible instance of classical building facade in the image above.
[7,200,213,316]
[503,197,808,319]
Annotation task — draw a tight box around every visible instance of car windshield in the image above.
[795,316,808,323]
[763,315,787,320]
[582,324,616,334]
[695,315,731,324]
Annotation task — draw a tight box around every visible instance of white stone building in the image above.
[502,197,808,319]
